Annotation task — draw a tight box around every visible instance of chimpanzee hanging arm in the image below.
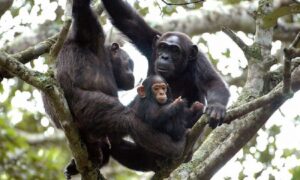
[102,0,159,60]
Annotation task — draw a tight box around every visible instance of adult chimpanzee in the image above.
[42,41,135,179]
[101,0,230,172]
[102,0,230,127]
[52,0,186,177]
[42,42,135,129]
[132,75,203,141]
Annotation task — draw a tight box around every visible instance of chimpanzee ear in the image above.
[152,35,161,49]
[189,45,198,61]
[137,85,146,98]
[111,43,120,52]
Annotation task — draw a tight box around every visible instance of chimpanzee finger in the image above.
[210,109,217,120]
[221,110,226,119]
[215,110,222,120]
[218,117,224,126]
[209,118,218,129]
[205,106,213,115]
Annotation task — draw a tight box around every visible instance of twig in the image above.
[283,53,292,94]
[282,32,300,94]
[0,51,50,90]
[290,31,300,48]
[0,35,58,80]
[49,20,72,60]
[222,27,249,54]
[224,83,284,123]
[161,0,204,6]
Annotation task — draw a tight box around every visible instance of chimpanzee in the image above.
[42,42,135,179]
[50,0,186,177]
[132,75,203,141]
[43,42,135,128]
[102,0,230,127]
[101,0,230,172]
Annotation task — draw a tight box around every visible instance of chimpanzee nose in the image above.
[161,54,169,60]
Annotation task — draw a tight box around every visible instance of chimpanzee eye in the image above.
[171,45,180,54]
[158,43,167,50]
[153,86,159,91]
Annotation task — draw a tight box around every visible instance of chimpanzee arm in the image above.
[101,0,160,60]
[147,102,185,128]
[72,0,104,50]
[195,52,230,127]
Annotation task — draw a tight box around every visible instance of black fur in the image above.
[102,0,230,171]
[132,75,187,141]
[43,0,186,177]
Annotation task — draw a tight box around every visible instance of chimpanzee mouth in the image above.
[157,68,169,73]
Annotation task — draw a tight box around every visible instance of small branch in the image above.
[222,27,249,55]
[224,83,284,123]
[283,54,292,94]
[0,51,50,90]
[282,32,300,94]
[161,0,204,6]
[49,20,72,60]
[225,69,247,87]
[290,31,300,48]
[0,35,58,80]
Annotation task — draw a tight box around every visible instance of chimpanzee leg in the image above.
[110,139,164,172]
[75,89,186,158]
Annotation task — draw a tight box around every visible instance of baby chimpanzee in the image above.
[130,75,203,141]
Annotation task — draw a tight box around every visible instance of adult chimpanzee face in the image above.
[110,43,135,90]
[154,35,184,79]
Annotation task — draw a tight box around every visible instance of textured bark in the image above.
[170,0,300,179]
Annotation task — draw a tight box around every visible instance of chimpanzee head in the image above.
[137,75,172,105]
[109,43,135,90]
[153,32,198,79]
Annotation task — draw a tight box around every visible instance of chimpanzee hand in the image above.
[172,96,186,111]
[190,101,204,112]
[205,102,226,129]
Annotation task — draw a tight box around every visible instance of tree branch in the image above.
[222,27,249,54]
[0,35,58,81]
[0,0,13,18]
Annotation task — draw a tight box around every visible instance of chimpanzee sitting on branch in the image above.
[131,75,203,141]
[102,0,231,172]
[46,0,186,177]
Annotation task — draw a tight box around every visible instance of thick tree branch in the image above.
[4,1,299,55]
[152,2,298,42]
[169,1,300,178]
[0,0,13,17]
